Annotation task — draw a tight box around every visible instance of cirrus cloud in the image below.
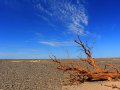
[39,41,74,47]
[33,0,88,35]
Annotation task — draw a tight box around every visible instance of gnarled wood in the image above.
[52,36,120,85]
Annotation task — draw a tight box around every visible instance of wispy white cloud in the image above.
[39,41,74,47]
[34,0,88,35]
[35,32,43,37]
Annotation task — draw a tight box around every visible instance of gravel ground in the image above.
[0,58,120,90]
[0,60,63,90]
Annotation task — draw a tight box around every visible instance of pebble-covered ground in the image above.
[0,58,120,90]
[0,60,63,90]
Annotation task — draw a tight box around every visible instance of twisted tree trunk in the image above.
[74,36,101,72]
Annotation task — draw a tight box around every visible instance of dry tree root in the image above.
[51,35,120,85]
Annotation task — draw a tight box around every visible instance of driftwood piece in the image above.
[52,35,120,85]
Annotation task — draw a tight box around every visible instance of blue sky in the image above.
[0,0,120,59]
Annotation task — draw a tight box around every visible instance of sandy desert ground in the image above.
[62,81,120,90]
[0,58,120,90]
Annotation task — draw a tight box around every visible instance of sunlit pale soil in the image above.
[62,81,120,90]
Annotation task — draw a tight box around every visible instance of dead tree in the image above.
[74,35,102,72]
[52,35,120,85]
